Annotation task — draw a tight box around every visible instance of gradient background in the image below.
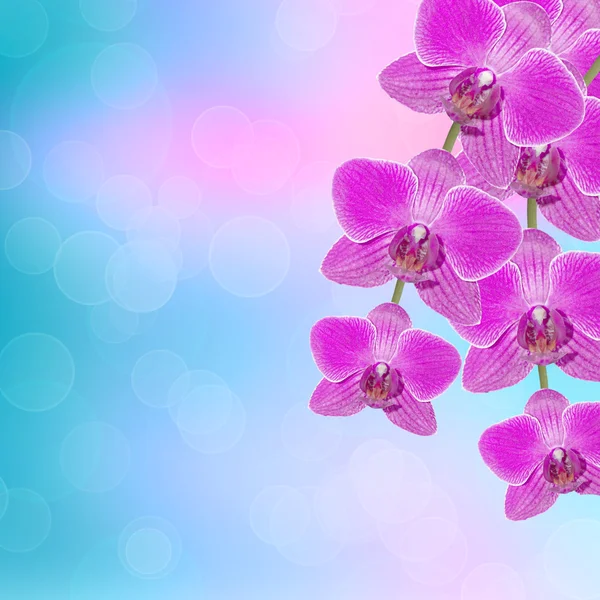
[0,0,599,598]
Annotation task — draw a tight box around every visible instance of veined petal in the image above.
[321,234,395,288]
[310,316,375,382]
[487,2,552,75]
[499,48,585,146]
[415,0,506,67]
[557,328,600,382]
[408,149,465,224]
[378,53,462,114]
[494,0,563,23]
[577,460,600,495]
[563,402,600,467]
[560,29,600,86]
[431,186,523,281]
[333,159,416,243]
[391,329,461,401]
[551,0,600,55]
[367,303,412,363]
[479,414,547,484]
[460,114,521,189]
[511,228,561,305]
[452,262,527,348]
[524,389,569,447]
[505,467,558,520]
[384,388,437,436]
[463,323,533,392]
[309,374,365,417]
[456,151,514,200]
[416,258,482,325]
[548,252,600,340]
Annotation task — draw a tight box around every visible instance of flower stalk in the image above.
[391,279,405,304]
[527,197,537,229]
[584,55,600,87]
[442,122,460,152]
[538,364,549,389]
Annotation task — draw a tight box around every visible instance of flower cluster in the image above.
[309,0,600,521]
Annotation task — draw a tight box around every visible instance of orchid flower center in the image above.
[543,447,584,493]
[516,305,571,365]
[387,223,441,283]
[359,361,402,409]
[511,145,564,198]
[443,67,501,123]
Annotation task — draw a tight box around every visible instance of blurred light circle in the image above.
[331,0,376,15]
[281,402,342,461]
[43,141,105,203]
[191,106,252,169]
[91,43,158,110]
[231,120,300,195]
[105,240,179,313]
[462,563,526,600]
[90,302,139,344]
[0,478,8,521]
[209,216,290,297]
[80,0,137,32]
[60,421,130,492]
[131,349,187,409]
[0,488,51,552]
[250,485,297,545]
[348,439,395,477]
[269,487,311,546]
[0,0,48,58]
[275,0,338,52]
[157,176,202,220]
[544,519,600,599]
[291,162,336,233]
[175,384,233,435]
[5,217,61,275]
[118,516,182,579]
[0,333,74,412]
[96,174,152,231]
[0,130,31,190]
[168,369,226,414]
[126,206,181,249]
[178,211,214,280]
[54,231,119,305]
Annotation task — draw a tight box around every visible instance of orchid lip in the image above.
[543,447,585,494]
[511,144,565,199]
[388,223,441,283]
[517,305,572,365]
[359,361,402,409]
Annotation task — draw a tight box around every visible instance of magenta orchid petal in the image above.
[499,48,585,146]
[384,388,437,436]
[452,262,527,348]
[431,186,523,281]
[538,175,600,242]
[563,402,600,467]
[494,0,563,23]
[309,374,365,417]
[367,303,412,363]
[321,234,395,288]
[408,149,465,224]
[391,329,461,401]
[479,414,547,485]
[562,58,588,93]
[511,228,561,305]
[561,28,600,86]
[557,329,600,382]
[524,389,569,448]
[487,2,553,75]
[416,258,482,325]
[456,152,513,200]
[560,97,600,195]
[577,461,600,495]
[551,0,600,55]
[460,114,521,189]
[463,323,533,392]
[378,53,462,115]
[505,466,558,521]
[333,159,416,243]
[310,316,375,383]
[548,252,600,340]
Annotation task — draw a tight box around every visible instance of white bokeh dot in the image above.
[231,120,300,195]
[462,563,526,600]
[54,231,119,305]
[90,302,139,344]
[131,349,187,409]
[544,519,600,600]
[80,0,137,32]
[175,384,233,436]
[91,43,158,110]
[60,421,130,492]
[209,216,290,297]
[191,106,253,169]
[157,176,202,220]
[0,488,51,553]
[43,141,105,203]
[5,217,61,275]
[269,487,311,547]
[0,333,75,412]
[177,210,214,280]
[275,0,338,52]
[0,0,48,58]
[168,370,227,409]
[96,174,153,231]
[0,131,32,190]
[126,206,181,250]
[250,485,297,545]
[291,162,336,233]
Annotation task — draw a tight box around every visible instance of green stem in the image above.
[538,365,549,389]
[391,279,405,304]
[442,122,460,153]
[527,197,537,229]
[584,55,600,87]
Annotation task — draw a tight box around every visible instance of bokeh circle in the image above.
[157,176,202,220]
[461,563,526,600]
[5,217,61,275]
[275,0,338,52]
[96,174,153,231]
[0,130,32,190]
[0,1,49,58]
[80,0,137,32]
